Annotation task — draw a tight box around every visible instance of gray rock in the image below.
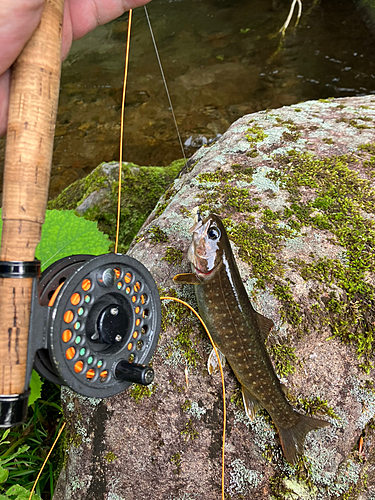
[54,95,375,500]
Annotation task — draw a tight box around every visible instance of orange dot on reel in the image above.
[74,361,84,373]
[66,347,75,360]
[125,272,132,284]
[63,310,74,323]
[70,292,81,306]
[62,329,72,343]
[82,279,91,292]
[100,370,108,378]
[127,343,133,351]
[86,369,95,379]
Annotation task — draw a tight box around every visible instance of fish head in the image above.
[188,213,227,280]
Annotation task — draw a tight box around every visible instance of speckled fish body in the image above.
[174,213,328,463]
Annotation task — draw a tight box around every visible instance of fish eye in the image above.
[208,227,221,240]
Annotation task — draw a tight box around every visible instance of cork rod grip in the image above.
[0,0,64,394]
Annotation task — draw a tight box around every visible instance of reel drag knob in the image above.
[115,360,154,385]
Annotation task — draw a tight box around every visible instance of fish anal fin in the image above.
[254,311,274,341]
[242,386,262,421]
[278,413,330,465]
[173,273,201,285]
[208,347,226,374]
[281,383,288,396]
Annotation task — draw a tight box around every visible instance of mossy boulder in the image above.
[54,95,375,500]
[48,159,184,253]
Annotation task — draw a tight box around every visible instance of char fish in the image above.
[174,213,328,464]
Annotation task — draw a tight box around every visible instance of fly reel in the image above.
[31,253,161,398]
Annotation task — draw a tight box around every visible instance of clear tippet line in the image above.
[144,6,187,165]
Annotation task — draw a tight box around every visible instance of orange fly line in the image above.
[160,296,227,500]
[31,9,227,500]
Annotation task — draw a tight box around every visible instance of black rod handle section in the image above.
[115,360,154,386]
[0,391,29,427]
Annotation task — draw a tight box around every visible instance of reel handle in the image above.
[115,360,154,386]
[0,0,64,425]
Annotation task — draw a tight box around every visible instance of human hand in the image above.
[0,0,150,137]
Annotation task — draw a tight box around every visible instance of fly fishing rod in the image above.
[0,0,161,427]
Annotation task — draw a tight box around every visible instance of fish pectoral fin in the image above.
[207,347,226,374]
[254,311,274,341]
[242,386,262,421]
[173,273,202,285]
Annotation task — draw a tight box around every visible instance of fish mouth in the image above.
[193,264,217,277]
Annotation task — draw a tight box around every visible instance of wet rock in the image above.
[54,95,375,500]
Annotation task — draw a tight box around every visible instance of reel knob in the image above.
[115,360,154,385]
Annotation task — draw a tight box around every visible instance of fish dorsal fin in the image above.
[254,311,274,342]
[207,347,226,374]
[173,273,201,285]
[242,386,262,421]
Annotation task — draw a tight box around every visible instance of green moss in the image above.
[296,396,339,420]
[229,221,286,290]
[245,122,268,146]
[49,159,184,253]
[246,149,259,158]
[170,452,182,474]
[129,383,157,403]
[148,225,169,243]
[160,288,201,367]
[273,282,302,328]
[230,384,244,408]
[336,117,371,129]
[162,247,183,266]
[104,452,117,463]
[268,148,375,371]
[181,399,192,412]
[180,418,199,442]
[269,342,298,377]
[154,186,177,218]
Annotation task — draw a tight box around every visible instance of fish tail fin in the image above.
[278,414,329,464]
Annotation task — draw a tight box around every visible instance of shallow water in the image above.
[1,0,375,199]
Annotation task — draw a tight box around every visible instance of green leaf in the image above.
[0,466,9,483]
[28,370,43,406]
[5,485,28,496]
[0,495,10,499]
[0,429,10,444]
[0,445,29,466]
[0,210,110,272]
[36,210,110,271]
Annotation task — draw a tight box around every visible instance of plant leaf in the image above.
[0,209,110,272]
[36,210,110,271]
[0,446,30,466]
[0,466,9,484]
[0,429,10,444]
[28,370,43,406]
[6,484,29,496]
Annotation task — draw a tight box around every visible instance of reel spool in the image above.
[32,253,161,398]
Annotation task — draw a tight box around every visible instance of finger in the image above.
[66,0,151,41]
[0,0,45,75]
[0,69,10,137]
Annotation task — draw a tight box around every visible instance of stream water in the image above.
[0,0,374,199]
